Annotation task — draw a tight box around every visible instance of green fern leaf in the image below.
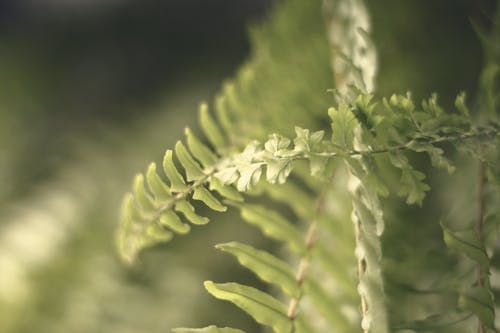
[163,149,189,192]
[118,193,170,263]
[159,210,190,234]
[215,242,299,298]
[192,187,227,212]
[198,103,228,152]
[389,154,430,205]
[458,286,495,329]
[175,141,205,181]
[185,127,218,167]
[133,174,157,213]
[227,202,306,254]
[117,124,232,263]
[441,223,489,271]
[204,281,291,333]
[329,103,356,150]
[175,200,209,225]
[146,163,173,200]
[208,178,243,202]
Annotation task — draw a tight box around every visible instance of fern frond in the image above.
[115,0,500,332]
[118,91,500,332]
[117,105,239,264]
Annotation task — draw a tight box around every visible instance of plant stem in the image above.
[143,171,214,226]
[476,153,487,333]
[286,193,325,332]
[354,218,369,333]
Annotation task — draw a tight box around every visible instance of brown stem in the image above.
[286,193,325,332]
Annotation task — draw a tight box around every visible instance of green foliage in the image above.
[115,0,500,332]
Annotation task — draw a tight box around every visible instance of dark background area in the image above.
[0,0,273,124]
[0,0,274,199]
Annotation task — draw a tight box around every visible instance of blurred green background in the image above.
[0,1,273,331]
[0,0,495,332]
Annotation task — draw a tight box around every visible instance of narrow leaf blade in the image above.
[209,178,243,202]
[193,187,227,212]
[204,281,291,333]
[228,202,306,253]
[441,223,489,270]
[159,211,191,234]
[133,174,157,213]
[163,150,188,192]
[175,200,209,225]
[175,141,205,181]
[458,286,495,329]
[146,162,172,201]
[185,127,218,167]
[216,242,298,297]
[199,103,228,151]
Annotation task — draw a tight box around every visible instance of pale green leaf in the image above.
[237,163,262,191]
[163,150,188,192]
[264,134,291,154]
[229,202,306,253]
[175,200,209,225]
[458,286,495,329]
[329,102,356,149]
[441,223,489,271]
[265,159,293,184]
[214,95,234,135]
[310,130,325,145]
[145,223,173,243]
[294,127,312,152]
[146,163,172,201]
[215,242,299,297]
[214,166,239,186]
[175,141,205,181]
[193,186,227,212]
[209,178,243,202]
[199,103,228,151]
[185,127,218,167]
[204,281,291,333]
[133,223,174,257]
[407,141,455,174]
[133,173,157,213]
[118,193,141,262]
[389,153,431,204]
[159,210,190,234]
